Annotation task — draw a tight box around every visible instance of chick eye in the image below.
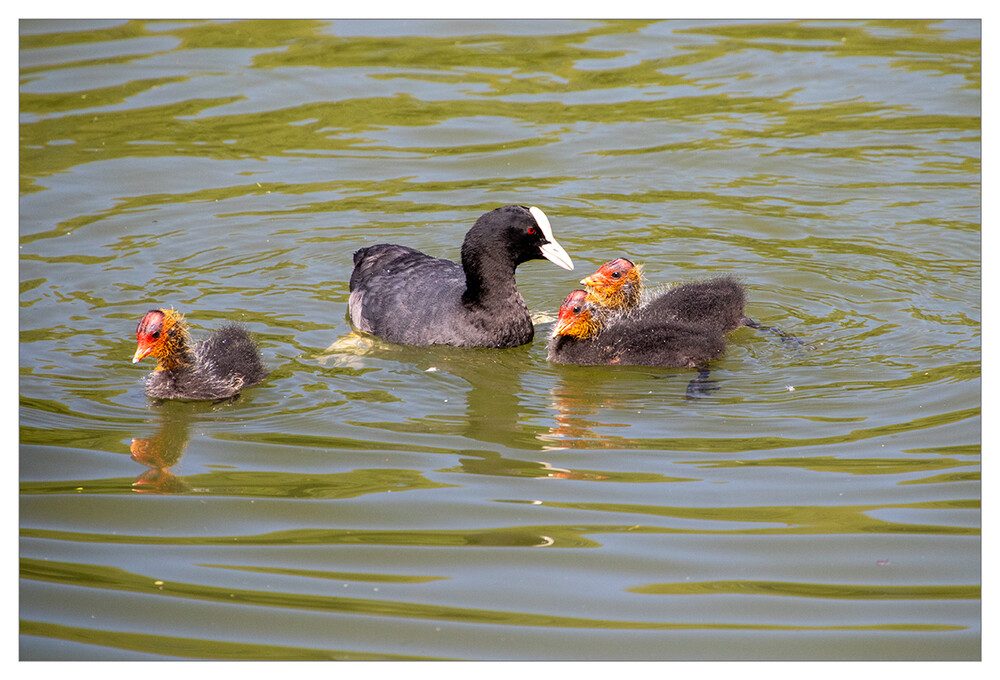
[572,305,582,314]
[611,271,621,279]
[151,331,161,339]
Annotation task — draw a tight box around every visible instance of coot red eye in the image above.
[527,227,536,235]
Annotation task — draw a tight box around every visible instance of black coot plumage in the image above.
[547,290,725,367]
[349,205,574,348]
[132,308,268,400]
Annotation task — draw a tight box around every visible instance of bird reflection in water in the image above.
[129,417,192,494]
[540,377,639,451]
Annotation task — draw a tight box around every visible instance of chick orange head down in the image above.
[580,258,643,313]
[133,309,190,369]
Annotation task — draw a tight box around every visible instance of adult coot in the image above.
[349,205,574,348]
[582,258,748,332]
[132,309,267,400]
[547,290,725,367]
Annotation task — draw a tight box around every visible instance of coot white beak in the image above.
[529,206,574,271]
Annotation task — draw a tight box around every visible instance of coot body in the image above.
[133,309,267,400]
[349,205,573,348]
[547,290,725,367]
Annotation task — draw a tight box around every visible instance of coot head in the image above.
[553,290,602,339]
[461,205,573,274]
[581,257,642,314]
[133,309,191,369]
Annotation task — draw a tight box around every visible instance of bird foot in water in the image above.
[685,369,720,399]
[743,317,808,348]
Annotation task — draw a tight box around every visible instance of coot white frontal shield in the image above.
[529,206,574,271]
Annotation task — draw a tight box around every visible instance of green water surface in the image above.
[19,19,980,661]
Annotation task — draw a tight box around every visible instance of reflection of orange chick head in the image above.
[581,258,642,314]
[133,309,191,371]
[553,290,602,339]
[130,426,189,470]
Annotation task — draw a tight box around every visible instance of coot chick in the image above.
[582,258,747,332]
[349,205,574,348]
[132,309,267,400]
[579,257,643,319]
[547,290,725,367]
